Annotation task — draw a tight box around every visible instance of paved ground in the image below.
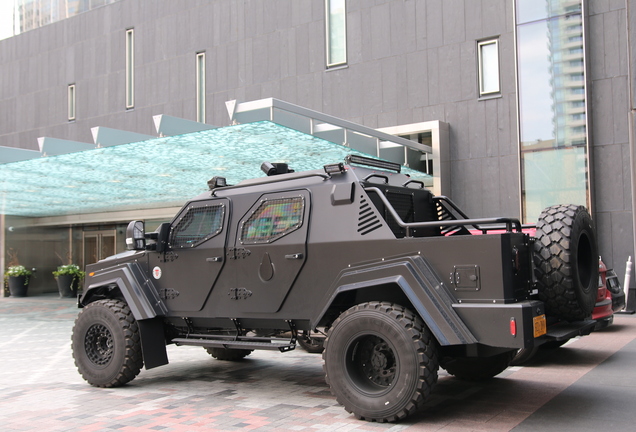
[1,294,635,432]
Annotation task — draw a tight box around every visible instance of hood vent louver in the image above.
[357,197,382,235]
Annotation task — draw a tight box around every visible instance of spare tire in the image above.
[534,204,598,321]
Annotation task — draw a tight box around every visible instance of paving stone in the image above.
[1,295,636,431]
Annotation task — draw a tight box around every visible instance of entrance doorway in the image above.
[83,230,116,266]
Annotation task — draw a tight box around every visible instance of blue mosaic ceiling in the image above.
[0,121,431,217]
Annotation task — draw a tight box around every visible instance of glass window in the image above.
[68,84,76,121]
[478,39,500,96]
[325,0,347,68]
[516,0,589,222]
[196,52,206,123]
[241,197,304,244]
[125,28,134,109]
[516,0,581,24]
[170,204,225,248]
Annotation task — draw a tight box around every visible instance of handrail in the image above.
[434,196,472,219]
[211,172,330,196]
[364,187,522,236]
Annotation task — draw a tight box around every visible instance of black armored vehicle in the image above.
[72,155,599,422]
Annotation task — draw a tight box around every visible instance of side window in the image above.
[170,204,225,248]
[240,197,304,244]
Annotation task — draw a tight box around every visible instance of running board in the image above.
[172,337,296,352]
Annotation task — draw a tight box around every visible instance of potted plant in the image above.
[4,265,33,297]
[53,264,85,298]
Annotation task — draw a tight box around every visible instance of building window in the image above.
[196,52,206,123]
[325,0,347,68]
[478,39,500,96]
[125,28,134,109]
[515,0,589,222]
[67,84,76,121]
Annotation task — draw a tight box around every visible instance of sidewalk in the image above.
[1,295,635,431]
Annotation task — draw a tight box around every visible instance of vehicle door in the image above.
[227,190,310,313]
[149,198,229,313]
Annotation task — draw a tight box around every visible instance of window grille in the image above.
[170,205,224,248]
[241,197,304,244]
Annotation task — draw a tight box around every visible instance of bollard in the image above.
[618,256,636,314]
[625,256,632,307]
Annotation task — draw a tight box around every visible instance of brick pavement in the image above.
[1,295,635,431]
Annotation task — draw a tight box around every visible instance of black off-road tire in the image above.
[71,299,143,387]
[323,302,438,423]
[441,350,515,380]
[297,330,325,354]
[205,347,253,361]
[534,204,598,321]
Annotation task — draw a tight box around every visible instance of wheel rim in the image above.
[84,323,114,366]
[346,334,397,394]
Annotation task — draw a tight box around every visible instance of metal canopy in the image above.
[0,121,432,218]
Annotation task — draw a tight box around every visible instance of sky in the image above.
[0,0,15,40]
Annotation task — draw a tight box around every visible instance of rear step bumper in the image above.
[544,319,596,342]
[172,337,296,352]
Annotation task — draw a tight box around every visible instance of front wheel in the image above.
[323,302,438,422]
[71,299,144,387]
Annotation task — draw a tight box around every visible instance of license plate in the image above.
[533,314,547,337]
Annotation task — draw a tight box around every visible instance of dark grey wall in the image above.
[0,0,634,274]
[588,0,634,281]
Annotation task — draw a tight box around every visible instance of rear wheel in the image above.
[534,204,598,321]
[205,347,253,361]
[323,302,438,422]
[71,299,143,387]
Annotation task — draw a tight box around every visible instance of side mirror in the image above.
[147,223,170,253]
[126,220,146,250]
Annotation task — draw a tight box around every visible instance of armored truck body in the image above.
[72,156,598,422]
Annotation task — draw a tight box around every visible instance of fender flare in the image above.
[81,262,167,320]
[313,255,477,346]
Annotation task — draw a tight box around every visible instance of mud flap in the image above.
[138,317,169,369]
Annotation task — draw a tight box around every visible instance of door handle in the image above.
[206,257,223,262]
[285,253,303,260]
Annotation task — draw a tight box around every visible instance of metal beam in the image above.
[0,146,39,163]
[153,114,217,136]
[37,137,95,156]
[227,98,433,154]
[91,127,155,147]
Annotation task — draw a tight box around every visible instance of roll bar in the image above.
[364,187,523,237]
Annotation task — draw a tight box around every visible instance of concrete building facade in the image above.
[1,0,635,293]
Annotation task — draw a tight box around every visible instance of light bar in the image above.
[344,154,401,173]
[324,162,345,175]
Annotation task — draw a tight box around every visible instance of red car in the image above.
[593,260,614,329]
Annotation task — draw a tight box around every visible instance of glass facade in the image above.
[325,0,347,67]
[516,0,589,222]
[1,0,121,40]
